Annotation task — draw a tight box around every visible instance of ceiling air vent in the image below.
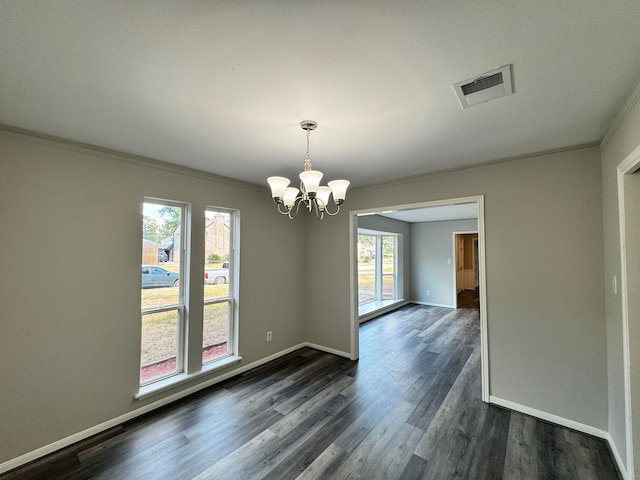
[453,65,513,108]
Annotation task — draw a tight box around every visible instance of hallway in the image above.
[457,288,480,309]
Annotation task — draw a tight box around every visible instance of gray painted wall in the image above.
[1,111,630,468]
[0,129,307,464]
[305,146,607,430]
[411,219,478,306]
[600,89,640,472]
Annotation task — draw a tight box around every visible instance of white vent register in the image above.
[453,65,513,108]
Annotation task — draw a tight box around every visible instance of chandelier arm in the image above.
[323,203,342,216]
[287,196,304,220]
[276,203,292,215]
[315,196,341,216]
[312,199,325,220]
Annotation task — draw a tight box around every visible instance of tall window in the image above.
[203,208,234,364]
[382,235,396,300]
[140,200,185,385]
[139,201,239,390]
[357,232,398,306]
[358,234,376,305]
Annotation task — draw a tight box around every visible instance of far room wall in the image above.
[411,219,478,307]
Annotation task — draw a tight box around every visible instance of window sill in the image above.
[135,355,242,401]
[358,299,408,323]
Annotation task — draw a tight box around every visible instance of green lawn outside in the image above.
[141,260,397,367]
[357,260,396,305]
[140,274,229,368]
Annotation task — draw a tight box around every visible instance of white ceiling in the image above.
[374,203,478,224]
[1,1,640,189]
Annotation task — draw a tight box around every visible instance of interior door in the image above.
[456,235,464,292]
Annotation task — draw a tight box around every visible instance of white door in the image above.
[456,235,464,292]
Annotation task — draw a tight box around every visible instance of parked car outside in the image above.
[158,250,168,263]
[204,261,229,285]
[142,265,179,288]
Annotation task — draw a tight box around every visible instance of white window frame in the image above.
[140,198,189,387]
[137,202,242,400]
[140,305,185,383]
[203,207,236,366]
[358,231,399,305]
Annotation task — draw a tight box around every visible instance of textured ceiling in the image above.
[1,1,640,188]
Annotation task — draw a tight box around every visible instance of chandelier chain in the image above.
[303,128,312,171]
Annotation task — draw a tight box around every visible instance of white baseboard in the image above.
[604,431,629,480]
[3,365,626,478]
[411,300,455,308]
[489,395,608,439]
[0,343,310,475]
[489,396,628,478]
[303,342,351,359]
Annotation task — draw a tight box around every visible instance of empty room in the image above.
[2,2,640,479]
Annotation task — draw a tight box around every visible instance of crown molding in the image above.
[0,124,266,193]
[601,78,640,149]
[352,142,600,193]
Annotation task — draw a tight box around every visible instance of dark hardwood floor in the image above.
[457,288,480,309]
[3,304,621,479]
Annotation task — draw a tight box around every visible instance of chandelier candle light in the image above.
[268,120,350,220]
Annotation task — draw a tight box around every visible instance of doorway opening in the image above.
[350,195,489,402]
[454,232,479,309]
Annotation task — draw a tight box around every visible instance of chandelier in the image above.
[268,120,350,220]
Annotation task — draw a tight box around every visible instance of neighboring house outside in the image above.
[205,213,230,262]
[158,234,178,263]
[142,238,165,265]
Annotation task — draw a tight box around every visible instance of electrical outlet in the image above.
[426,290,430,296]
[267,331,272,342]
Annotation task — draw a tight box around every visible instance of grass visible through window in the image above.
[140,264,229,382]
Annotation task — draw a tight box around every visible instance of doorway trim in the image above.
[618,142,640,478]
[349,195,489,402]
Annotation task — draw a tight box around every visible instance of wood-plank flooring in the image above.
[3,304,621,479]
[457,288,480,309]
